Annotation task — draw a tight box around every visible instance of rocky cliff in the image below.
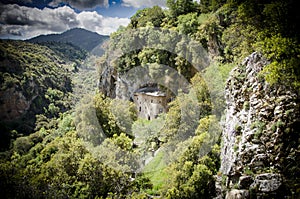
[98,62,186,101]
[220,52,300,198]
[97,61,145,100]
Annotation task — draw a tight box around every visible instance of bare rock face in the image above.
[98,61,147,100]
[251,173,282,193]
[220,52,300,198]
[98,61,117,98]
[0,82,38,121]
[0,88,30,121]
[98,62,181,101]
[225,189,249,199]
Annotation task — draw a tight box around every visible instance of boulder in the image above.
[225,189,249,199]
[251,173,282,193]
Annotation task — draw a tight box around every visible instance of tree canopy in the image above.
[0,0,299,198]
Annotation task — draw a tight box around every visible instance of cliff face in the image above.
[0,83,38,121]
[220,52,300,198]
[98,62,181,101]
[98,62,146,100]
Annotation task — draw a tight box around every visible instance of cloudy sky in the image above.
[0,0,166,40]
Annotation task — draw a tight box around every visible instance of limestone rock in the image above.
[219,52,299,198]
[225,189,249,199]
[0,85,38,121]
[251,173,282,193]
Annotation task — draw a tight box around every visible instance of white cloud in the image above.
[49,0,109,10]
[0,4,130,39]
[77,11,130,35]
[122,0,166,8]
[100,16,130,35]
[77,11,104,30]
[0,5,79,38]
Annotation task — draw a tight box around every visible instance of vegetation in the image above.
[28,28,109,53]
[0,0,299,198]
[0,40,84,151]
[38,42,88,70]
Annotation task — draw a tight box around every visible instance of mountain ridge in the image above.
[28,28,109,54]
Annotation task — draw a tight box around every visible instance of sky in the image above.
[0,0,167,40]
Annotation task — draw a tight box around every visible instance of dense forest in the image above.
[0,0,299,198]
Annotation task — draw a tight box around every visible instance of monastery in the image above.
[133,87,170,120]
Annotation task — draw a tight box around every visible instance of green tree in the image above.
[13,136,34,155]
[163,133,218,198]
[161,114,221,198]
[110,99,137,133]
[256,34,300,88]
[130,6,165,28]
[167,0,197,19]
[177,13,200,35]
[94,93,122,137]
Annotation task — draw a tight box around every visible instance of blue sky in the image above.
[0,0,166,39]
[96,0,138,18]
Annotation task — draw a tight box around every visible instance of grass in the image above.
[142,150,168,195]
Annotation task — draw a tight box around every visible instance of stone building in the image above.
[133,87,169,120]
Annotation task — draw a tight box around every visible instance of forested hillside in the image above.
[28,28,109,54]
[0,0,299,198]
[0,40,87,151]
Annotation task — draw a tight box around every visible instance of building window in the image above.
[159,108,163,113]
[151,99,153,103]
[148,115,150,120]
[139,107,141,112]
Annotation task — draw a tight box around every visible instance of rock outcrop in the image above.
[220,52,300,198]
[0,82,38,121]
[98,62,156,100]
[98,62,185,101]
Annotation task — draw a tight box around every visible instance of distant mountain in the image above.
[28,28,109,54]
